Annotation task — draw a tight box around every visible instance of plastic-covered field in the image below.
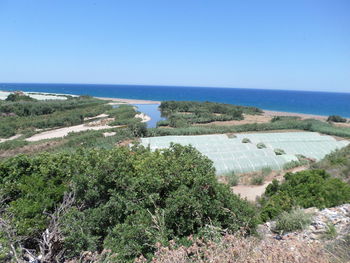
[140,132,349,175]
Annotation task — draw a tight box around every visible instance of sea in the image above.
[0,83,349,118]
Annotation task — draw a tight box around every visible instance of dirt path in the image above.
[25,124,121,142]
[0,134,22,143]
[232,166,307,201]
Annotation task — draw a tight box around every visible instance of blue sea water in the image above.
[132,104,165,128]
[0,83,349,117]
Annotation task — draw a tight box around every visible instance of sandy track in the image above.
[0,134,22,143]
[232,166,307,201]
[25,124,121,142]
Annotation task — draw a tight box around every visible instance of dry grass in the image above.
[138,234,332,263]
[196,114,272,126]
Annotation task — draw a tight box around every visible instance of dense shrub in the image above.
[259,170,350,221]
[5,93,36,102]
[0,97,111,138]
[0,145,257,262]
[158,101,263,127]
[242,138,251,143]
[327,115,347,123]
[108,104,138,126]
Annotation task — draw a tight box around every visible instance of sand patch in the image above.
[231,166,307,201]
[0,134,22,143]
[25,124,121,142]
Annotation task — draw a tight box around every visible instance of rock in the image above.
[259,204,350,242]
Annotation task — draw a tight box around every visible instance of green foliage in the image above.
[327,115,347,123]
[271,116,300,122]
[274,208,312,233]
[283,160,309,170]
[242,138,251,143]
[322,223,337,239]
[158,101,262,127]
[5,93,36,102]
[0,145,257,262]
[261,167,272,176]
[159,101,262,116]
[0,153,72,237]
[61,145,257,261]
[149,118,350,139]
[0,97,111,138]
[257,142,266,149]
[0,139,28,151]
[250,175,265,185]
[259,170,350,221]
[225,171,239,186]
[313,145,350,182]
[108,104,138,126]
[274,148,285,155]
[0,96,105,117]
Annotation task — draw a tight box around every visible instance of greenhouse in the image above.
[140,132,349,175]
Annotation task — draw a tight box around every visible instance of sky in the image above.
[0,0,349,92]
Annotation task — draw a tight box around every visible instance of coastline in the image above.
[96,96,161,105]
[0,89,342,121]
[95,95,334,121]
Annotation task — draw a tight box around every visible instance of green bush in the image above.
[312,145,350,182]
[327,115,347,123]
[242,138,251,143]
[251,175,265,185]
[274,208,312,233]
[225,171,239,186]
[5,93,36,102]
[0,145,257,262]
[274,148,285,155]
[259,170,350,221]
[283,160,308,170]
[257,142,266,149]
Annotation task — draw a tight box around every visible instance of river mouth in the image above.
[132,104,165,128]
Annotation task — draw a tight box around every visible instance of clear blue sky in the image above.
[0,0,349,92]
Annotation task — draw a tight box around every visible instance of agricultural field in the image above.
[140,132,350,175]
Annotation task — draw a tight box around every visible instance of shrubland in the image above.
[259,169,350,221]
[0,144,257,262]
[327,115,347,123]
[150,118,350,138]
[157,101,262,127]
[0,96,110,138]
[313,144,350,182]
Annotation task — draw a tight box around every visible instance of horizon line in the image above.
[0,81,349,94]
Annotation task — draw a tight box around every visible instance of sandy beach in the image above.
[96,97,161,104]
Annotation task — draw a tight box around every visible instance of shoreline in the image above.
[1,89,344,120]
[96,96,161,105]
[96,96,335,120]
